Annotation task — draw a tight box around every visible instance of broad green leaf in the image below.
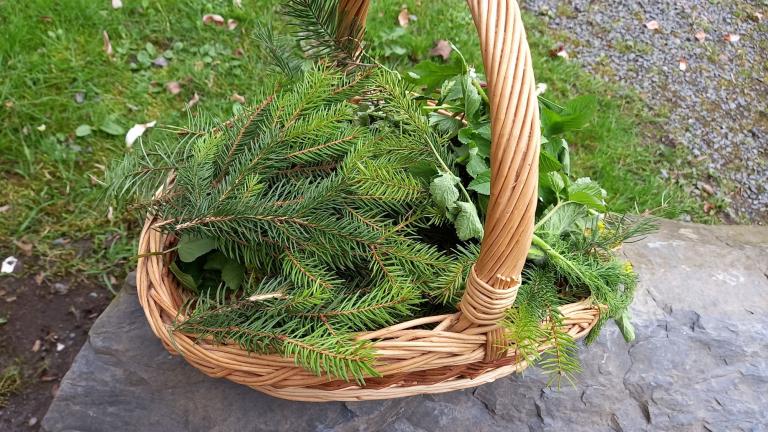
[221,260,245,290]
[568,178,606,211]
[463,75,481,118]
[539,150,563,173]
[177,235,217,262]
[170,261,199,292]
[99,119,125,136]
[75,124,92,137]
[537,202,588,237]
[430,172,460,211]
[548,171,566,194]
[541,95,597,136]
[428,112,463,136]
[454,201,484,240]
[203,251,228,271]
[466,150,488,178]
[468,169,491,195]
[406,60,464,92]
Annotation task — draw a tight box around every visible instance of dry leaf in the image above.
[398,8,410,27]
[753,12,763,22]
[645,20,660,30]
[703,202,715,213]
[4,100,13,109]
[698,182,715,195]
[233,48,245,57]
[102,30,114,58]
[535,83,548,96]
[723,33,740,43]
[430,40,452,60]
[74,92,85,104]
[230,92,246,104]
[13,240,33,256]
[0,205,10,213]
[202,14,225,26]
[233,0,242,7]
[107,206,114,222]
[111,0,122,9]
[694,31,707,42]
[165,81,182,95]
[32,340,42,352]
[186,92,200,110]
[125,120,157,148]
[678,58,688,71]
[549,44,569,60]
[34,272,45,285]
[227,19,238,30]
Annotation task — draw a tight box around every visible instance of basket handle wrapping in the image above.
[337,0,540,330]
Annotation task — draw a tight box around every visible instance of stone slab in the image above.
[42,221,768,431]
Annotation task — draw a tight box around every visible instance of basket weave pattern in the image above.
[136,0,601,401]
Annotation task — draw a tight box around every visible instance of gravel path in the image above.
[524,0,767,223]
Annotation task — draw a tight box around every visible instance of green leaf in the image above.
[428,112,463,136]
[221,260,245,291]
[539,150,563,173]
[466,150,488,178]
[548,171,566,194]
[567,177,606,211]
[406,60,464,93]
[463,75,481,118]
[169,261,199,292]
[203,251,228,271]
[615,311,636,342]
[99,119,125,136]
[75,124,92,137]
[454,201,484,240]
[541,95,597,136]
[430,172,460,211]
[177,235,217,262]
[468,169,491,195]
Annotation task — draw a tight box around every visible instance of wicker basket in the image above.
[136,0,601,402]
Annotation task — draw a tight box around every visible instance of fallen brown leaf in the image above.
[398,8,410,27]
[703,202,715,213]
[723,33,740,43]
[233,48,245,57]
[166,81,182,95]
[694,31,706,42]
[230,92,246,104]
[678,58,688,71]
[0,204,10,213]
[34,272,45,285]
[102,30,114,58]
[186,92,200,109]
[430,39,452,60]
[13,239,33,256]
[227,19,238,30]
[202,14,225,26]
[645,20,660,30]
[549,44,569,60]
[32,340,42,352]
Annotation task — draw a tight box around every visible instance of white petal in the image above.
[112,0,123,9]
[125,121,157,148]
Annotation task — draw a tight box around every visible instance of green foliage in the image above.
[107,65,481,381]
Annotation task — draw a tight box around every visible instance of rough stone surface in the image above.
[42,221,768,432]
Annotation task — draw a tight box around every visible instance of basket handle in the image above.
[337,0,540,330]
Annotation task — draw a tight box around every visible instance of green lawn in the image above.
[0,0,703,285]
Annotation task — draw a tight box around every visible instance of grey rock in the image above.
[42,221,768,432]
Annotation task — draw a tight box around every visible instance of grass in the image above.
[0,0,704,285]
[0,364,23,407]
